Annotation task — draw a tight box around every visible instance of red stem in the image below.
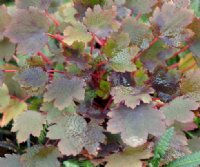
[136,12,142,21]
[3,70,17,73]
[167,63,179,70]
[37,52,53,65]
[45,10,60,27]
[47,70,65,74]
[90,35,95,55]
[167,44,190,60]
[133,37,159,62]
[46,33,65,44]
[102,97,113,113]
[181,62,196,73]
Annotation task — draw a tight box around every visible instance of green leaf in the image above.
[154,127,174,158]
[111,85,154,109]
[166,152,200,167]
[180,69,200,101]
[44,77,85,110]
[150,2,194,47]
[83,5,120,38]
[63,22,92,45]
[47,114,105,155]
[191,0,200,17]
[107,104,166,147]
[14,67,48,95]
[0,38,16,62]
[0,84,10,108]
[121,17,153,48]
[125,0,158,14]
[106,146,152,167]
[110,46,139,72]
[12,110,45,143]
[21,145,60,167]
[5,7,50,54]
[0,5,11,41]
[0,99,27,127]
[15,0,52,10]
[0,154,22,167]
[160,96,199,126]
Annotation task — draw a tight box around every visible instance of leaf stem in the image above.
[47,70,65,74]
[37,52,53,65]
[3,70,17,73]
[102,97,113,112]
[136,12,142,21]
[133,37,159,62]
[167,44,190,60]
[46,33,65,44]
[45,10,60,27]
[181,62,196,73]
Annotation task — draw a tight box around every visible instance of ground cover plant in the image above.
[1,0,200,166]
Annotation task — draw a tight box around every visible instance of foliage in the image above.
[0,0,200,166]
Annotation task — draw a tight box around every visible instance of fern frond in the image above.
[155,127,175,157]
[166,151,200,167]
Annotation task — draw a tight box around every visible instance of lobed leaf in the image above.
[14,67,48,95]
[107,104,166,147]
[121,17,153,49]
[47,114,105,155]
[160,96,199,126]
[21,145,60,167]
[0,38,16,62]
[150,2,194,46]
[63,22,92,45]
[180,69,200,101]
[12,110,45,143]
[106,146,152,167]
[83,5,120,38]
[0,5,11,41]
[5,7,50,55]
[125,0,158,14]
[15,0,52,10]
[0,154,22,167]
[110,46,139,72]
[0,84,10,108]
[44,77,85,110]
[111,85,154,109]
[0,99,27,127]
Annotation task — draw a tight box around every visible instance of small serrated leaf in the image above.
[5,7,50,55]
[110,46,139,72]
[107,104,166,147]
[0,99,27,127]
[106,146,152,167]
[63,22,92,45]
[14,67,48,95]
[83,5,120,38]
[44,77,85,110]
[21,145,60,167]
[111,85,154,109]
[160,96,199,126]
[16,0,52,10]
[12,110,45,143]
